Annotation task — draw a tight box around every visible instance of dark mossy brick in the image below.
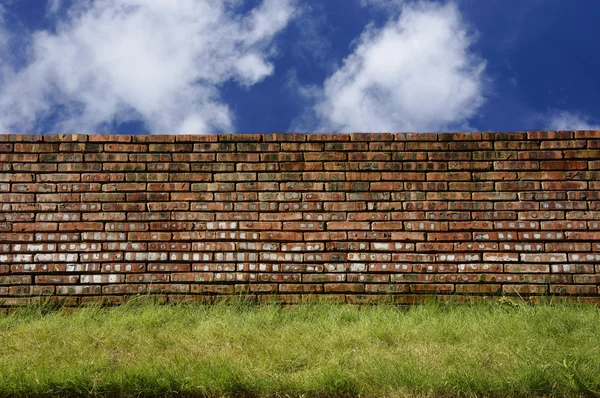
[494,160,539,170]
[455,284,501,294]
[14,143,60,152]
[324,142,368,151]
[473,151,518,161]
[528,131,573,140]
[449,161,491,171]
[191,163,235,172]
[104,143,147,152]
[323,162,355,171]
[428,151,471,161]
[392,151,427,161]
[360,161,401,171]
[237,143,280,152]
[218,133,262,142]
[482,132,526,141]
[133,135,175,143]
[264,133,307,142]
[81,143,104,152]
[449,141,493,150]
[261,152,303,162]
[495,140,540,150]
[326,181,370,192]
[281,142,324,151]
[88,134,130,142]
[193,143,236,152]
[369,142,405,151]
[395,132,437,141]
[303,274,345,283]
[258,172,302,182]
[149,143,193,152]
[438,132,482,141]
[127,192,169,202]
[102,163,145,172]
[0,275,32,285]
[42,134,87,142]
[85,153,129,162]
[348,152,391,161]
[307,133,350,142]
[304,152,347,161]
[216,153,259,162]
[324,283,365,293]
[350,132,394,141]
[147,163,189,172]
[564,149,600,159]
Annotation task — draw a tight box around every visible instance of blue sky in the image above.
[0,0,599,135]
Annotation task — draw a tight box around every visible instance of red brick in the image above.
[169,172,212,182]
[259,231,303,241]
[540,140,586,149]
[473,151,517,161]
[449,221,493,231]
[308,231,347,240]
[541,160,587,171]
[573,130,600,139]
[128,232,172,241]
[59,222,103,231]
[494,141,539,150]
[4,132,600,303]
[105,143,147,152]
[14,163,57,172]
[13,223,57,232]
[494,202,539,211]
[528,131,573,140]
[324,283,364,293]
[88,134,131,142]
[564,149,600,159]
[36,275,79,284]
[456,284,501,294]
[502,285,548,295]
[410,284,454,293]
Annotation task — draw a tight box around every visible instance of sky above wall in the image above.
[0,0,599,135]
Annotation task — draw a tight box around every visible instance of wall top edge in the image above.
[1,131,600,143]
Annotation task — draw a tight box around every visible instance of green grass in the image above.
[0,298,599,397]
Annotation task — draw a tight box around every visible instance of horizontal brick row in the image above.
[2,131,600,305]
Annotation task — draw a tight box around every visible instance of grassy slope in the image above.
[0,299,599,397]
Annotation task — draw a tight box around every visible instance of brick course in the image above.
[1,131,600,305]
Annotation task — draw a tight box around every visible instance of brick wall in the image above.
[1,131,600,305]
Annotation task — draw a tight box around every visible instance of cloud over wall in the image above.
[0,0,296,135]
[299,1,486,133]
[545,110,600,131]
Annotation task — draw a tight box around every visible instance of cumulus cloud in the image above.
[545,110,600,131]
[0,0,296,135]
[293,1,486,133]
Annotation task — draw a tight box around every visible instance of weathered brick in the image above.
[503,285,547,295]
[550,285,596,295]
[3,132,600,304]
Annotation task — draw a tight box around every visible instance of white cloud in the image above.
[294,1,486,133]
[545,111,600,131]
[0,0,296,135]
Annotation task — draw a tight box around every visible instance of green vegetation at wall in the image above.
[0,300,599,397]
